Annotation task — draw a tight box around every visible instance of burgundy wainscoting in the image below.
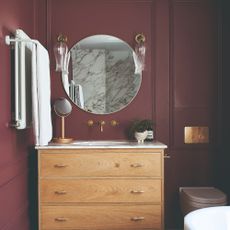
[164,0,219,228]
[36,0,220,229]
[0,0,37,229]
[37,0,155,140]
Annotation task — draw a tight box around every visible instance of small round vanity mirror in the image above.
[53,97,72,117]
[52,97,73,144]
[62,35,142,114]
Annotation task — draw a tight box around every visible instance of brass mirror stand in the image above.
[52,97,73,144]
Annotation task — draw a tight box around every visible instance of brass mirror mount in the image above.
[135,33,146,44]
[57,34,68,43]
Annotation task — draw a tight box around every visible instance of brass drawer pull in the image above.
[54,164,68,168]
[130,190,145,194]
[55,190,67,195]
[130,163,143,168]
[131,216,145,221]
[55,217,68,222]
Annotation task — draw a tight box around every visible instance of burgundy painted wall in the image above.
[45,0,155,141]
[36,0,220,229]
[0,0,36,229]
[0,0,222,229]
[164,1,219,227]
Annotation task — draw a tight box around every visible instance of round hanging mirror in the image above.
[62,34,142,114]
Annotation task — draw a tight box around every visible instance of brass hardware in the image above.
[135,33,146,44]
[164,154,171,159]
[52,137,73,144]
[99,120,106,132]
[184,126,209,144]
[110,120,119,127]
[52,98,73,144]
[130,190,145,194]
[61,117,65,138]
[115,163,120,168]
[131,216,145,221]
[87,119,94,127]
[55,217,68,222]
[130,163,143,168]
[57,34,67,43]
[52,117,73,144]
[54,164,68,168]
[55,190,67,195]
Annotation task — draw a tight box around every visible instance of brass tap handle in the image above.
[87,119,94,127]
[111,120,119,127]
[99,120,106,132]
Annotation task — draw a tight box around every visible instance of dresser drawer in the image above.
[41,179,161,203]
[41,204,161,229]
[39,150,162,177]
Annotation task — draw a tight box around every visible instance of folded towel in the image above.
[35,42,53,145]
[31,44,39,145]
[31,42,52,146]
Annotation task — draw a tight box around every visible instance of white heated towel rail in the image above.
[5,29,38,129]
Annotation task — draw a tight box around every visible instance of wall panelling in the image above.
[37,0,220,228]
[0,0,36,229]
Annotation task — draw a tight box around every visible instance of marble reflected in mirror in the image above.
[62,34,142,114]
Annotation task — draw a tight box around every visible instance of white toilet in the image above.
[179,187,227,215]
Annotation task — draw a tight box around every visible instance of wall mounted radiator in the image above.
[5,29,38,129]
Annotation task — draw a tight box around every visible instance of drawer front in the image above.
[41,205,161,229]
[41,179,161,203]
[39,151,162,177]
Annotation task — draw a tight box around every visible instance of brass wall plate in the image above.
[184,126,209,144]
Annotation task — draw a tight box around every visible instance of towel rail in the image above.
[5,36,39,45]
[5,30,38,129]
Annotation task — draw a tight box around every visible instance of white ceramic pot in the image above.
[146,130,154,141]
[134,130,148,143]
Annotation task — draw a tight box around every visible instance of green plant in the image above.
[128,119,154,139]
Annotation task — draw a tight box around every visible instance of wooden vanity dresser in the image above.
[37,141,167,230]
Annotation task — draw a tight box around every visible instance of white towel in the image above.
[31,42,52,146]
[31,44,39,145]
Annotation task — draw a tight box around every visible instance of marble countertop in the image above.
[36,140,167,149]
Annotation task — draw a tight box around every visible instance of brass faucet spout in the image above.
[99,121,106,132]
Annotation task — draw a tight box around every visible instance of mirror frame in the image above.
[62,34,142,114]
